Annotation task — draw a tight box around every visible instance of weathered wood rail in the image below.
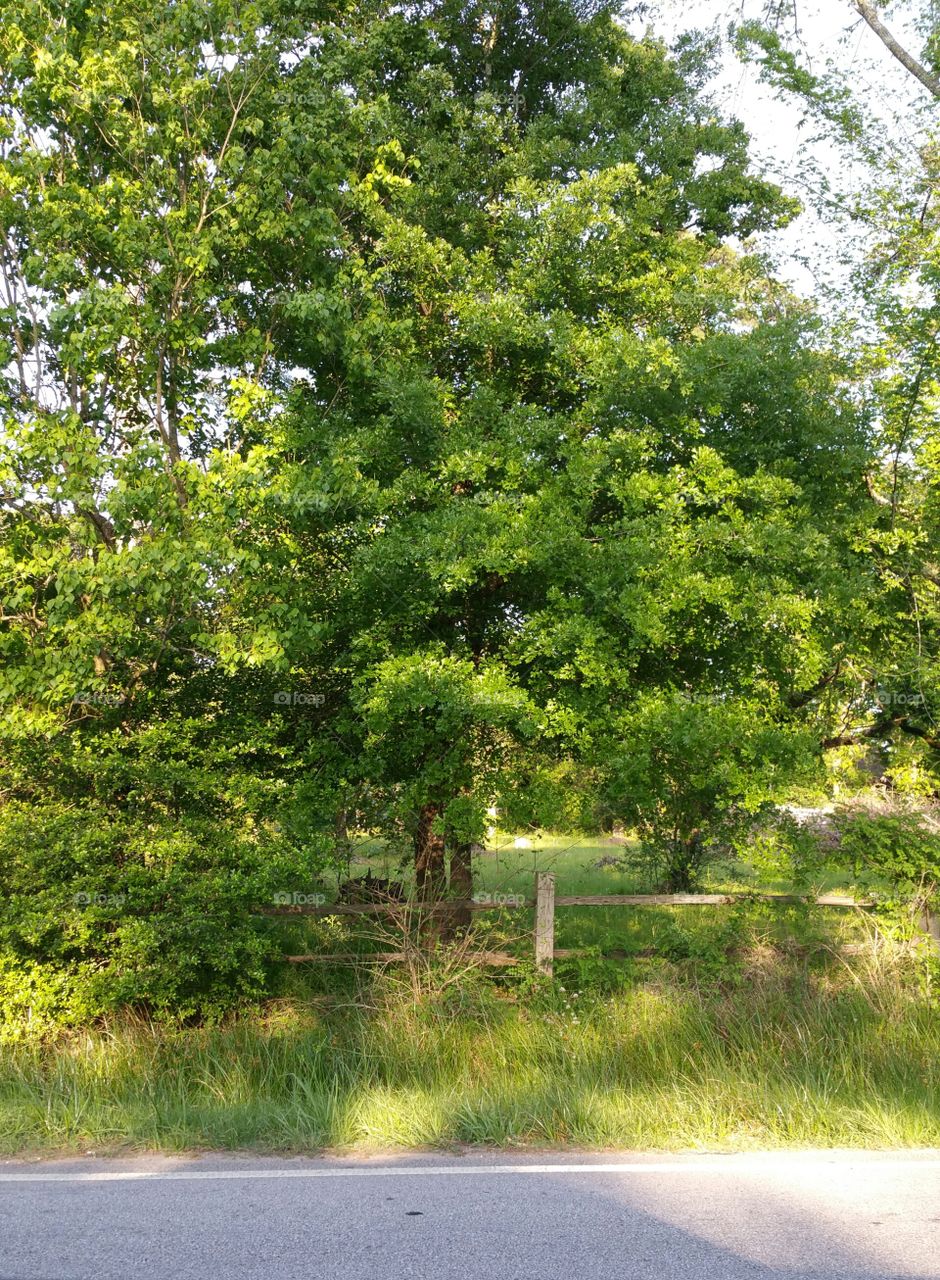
[281,950,521,965]
[258,899,511,917]
[256,890,874,918]
[258,873,940,974]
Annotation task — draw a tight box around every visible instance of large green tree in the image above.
[0,0,877,1030]
[258,2,874,890]
[0,0,358,1023]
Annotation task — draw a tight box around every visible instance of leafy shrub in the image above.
[656,906,752,984]
[0,713,333,1038]
[835,803,940,904]
[0,799,330,1038]
[606,693,819,891]
[554,947,631,995]
[746,807,840,887]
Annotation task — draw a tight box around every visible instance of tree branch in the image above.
[823,713,940,752]
[865,473,893,506]
[853,1,940,100]
[787,660,843,710]
[821,721,890,750]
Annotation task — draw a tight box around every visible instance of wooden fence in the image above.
[257,872,940,975]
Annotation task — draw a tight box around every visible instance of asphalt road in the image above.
[0,1150,938,1280]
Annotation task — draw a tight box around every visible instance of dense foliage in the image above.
[0,0,932,1028]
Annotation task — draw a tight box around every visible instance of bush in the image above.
[605,692,819,892]
[0,799,329,1038]
[0,711,334,1038]
[746,807,841,887]
[835,801,940,904]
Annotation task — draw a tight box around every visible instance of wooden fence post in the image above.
[920,904,940,954]
[534,872,555,976]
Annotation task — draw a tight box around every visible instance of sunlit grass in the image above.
[341,830,871,899]
[2,832,933,1155]
[1,944,938,1155]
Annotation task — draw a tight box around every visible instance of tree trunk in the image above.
[664,831,702,893]
[334,807,351,876]
[448,839,473,934]
[414,803,446,899]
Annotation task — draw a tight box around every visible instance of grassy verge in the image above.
[1,941,938,1155]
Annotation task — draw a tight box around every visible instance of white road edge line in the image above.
[2,1161,940,1182]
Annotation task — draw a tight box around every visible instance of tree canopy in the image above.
[0,0,904,1021]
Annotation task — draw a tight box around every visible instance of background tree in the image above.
[267,1,875,893]
[734,0,940,791]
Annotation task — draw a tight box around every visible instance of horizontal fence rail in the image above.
[256,873,940,974]
[257,900,510,917]
[554,892,874,907]
[283,951,521,965]
[256,891,875,918]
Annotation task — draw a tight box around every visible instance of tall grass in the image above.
[1,941,938,1155]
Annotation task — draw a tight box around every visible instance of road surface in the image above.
[0,1150,938,1279]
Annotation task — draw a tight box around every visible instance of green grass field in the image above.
[276,831,875,965]
[335,830,864,896]
[1,832,936,1157]
[1,947,937,1155]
